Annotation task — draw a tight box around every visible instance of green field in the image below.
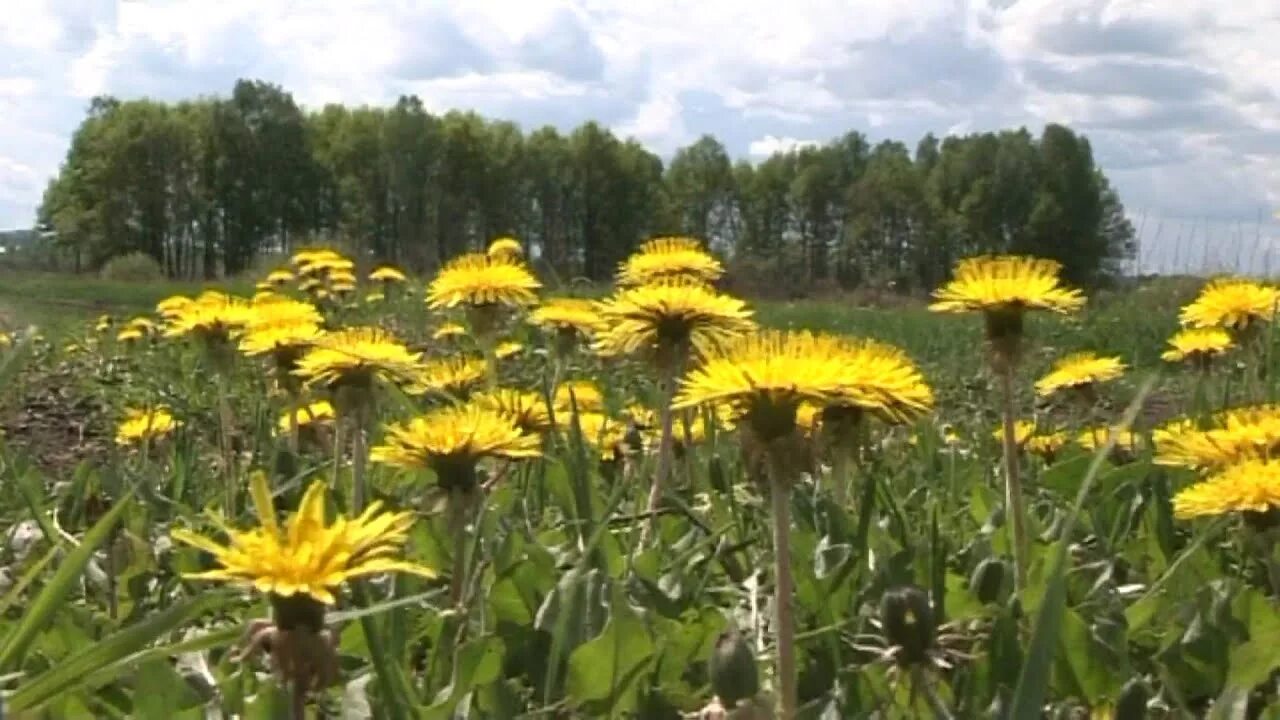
[0,267,1275,718]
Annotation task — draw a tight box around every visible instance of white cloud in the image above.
[0,0,1275,270]
[748,135,821,157]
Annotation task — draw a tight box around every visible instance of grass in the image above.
[0,267,1274,718]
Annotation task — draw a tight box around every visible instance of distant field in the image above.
[0,272,252,331]
[0,270,1201,382]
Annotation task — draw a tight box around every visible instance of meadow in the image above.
[0,247,1275,720]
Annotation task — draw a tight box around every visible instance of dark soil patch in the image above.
[1,365,110,477]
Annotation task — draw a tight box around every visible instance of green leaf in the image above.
[1038,454,1093,497]
[1125,516,1227,632]
[0,486,135,673]
[1095,459,1153,492]
[1054,609,1116,703]
[1008,377,1155,720]
[243,680,292,720]
[85,624,241,688]
[0,540,63,619]
[1224,620,1280,691]
[9,590,230,712]
[566,586,656,715]
[351,583,417,720]
[132,658,205,718]
[422,636,505,720]
[12,465,60,545]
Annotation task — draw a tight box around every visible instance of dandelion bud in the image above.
[879,585,935,666]
[969,557,1008,605]
[708,454,730,494]
[1115,677,1149,720]
[708,627,759,708]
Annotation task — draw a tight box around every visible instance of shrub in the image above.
[99,252,165,282]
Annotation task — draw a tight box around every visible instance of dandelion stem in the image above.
[911,665,953,720]
[288,396,300,455]
[351,404,368,513]
[217,379,237,513]
[768,449,797,720]
[448,489,472,608]
[290,678,306,720]
[105,525,118,621]
[331,417,344,492]
[831,445,852,507]
[643,359,679,544]
[999,364,1030,593]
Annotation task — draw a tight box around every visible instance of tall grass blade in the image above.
[1007,377,1154,719]
[0,486,135,673]
[0,541,63,619]
[9,591,231,711]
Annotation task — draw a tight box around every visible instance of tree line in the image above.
[36,78,1135,293]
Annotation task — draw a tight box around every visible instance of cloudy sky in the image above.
[2,0,1279,271]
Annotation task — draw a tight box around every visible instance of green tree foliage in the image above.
[38,79,1135,290]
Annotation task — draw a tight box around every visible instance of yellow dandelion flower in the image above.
[433,323,467,341]
[253,291,284,304]
[293,327,421,392]
[0,332,11,348]
[370,266,407,283]
[1077,426,1141,453]
[407,356,487,398]
[1162,327,1234,364]
[528,297,605,337]
[563,412,629,462]
[290,249,333,267]
[427,252,541,309]
[94,314,113,333]
[495,341,523,359]
[116,407,179,445]
[295,250,354,277]
[474,389,553,435]
[994,421,1038,447]
[673,330,933,440]
[1180,277,1279,331]
[277,401,336,434]
[1034,352,1126,397]
[172,471,435,605]
[371,403,541,490]
[554,381,604,414]
[929,255,1086,316]
[623,403,658,429]
[265,269,295,286]
[239,297,323,359]
[795,402,823,436]
[1154,405,1280,470]
[298,277,324,294]
[366,291,386,304]
[163,292,254,342]
[156,295,193,318]
[126,317,156,333]
[116,327,145,343]
[487,237,523,261]
[328,268,357,284]
[616,236,724,288]
[593,281,755,363]
[1172,458,1280,519]
[1026,431,1069,460]
[627,404,713,451]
